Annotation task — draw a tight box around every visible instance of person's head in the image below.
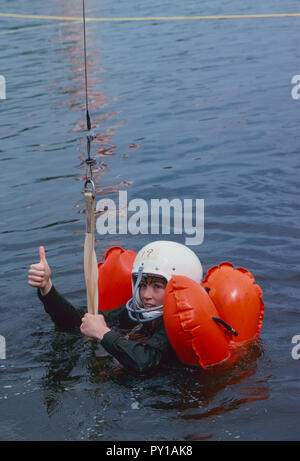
[136,273,167,319]
[126,241,203,323]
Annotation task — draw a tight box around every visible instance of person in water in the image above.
[28,241,203,373]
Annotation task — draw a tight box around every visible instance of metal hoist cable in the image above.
[82,0,98,316]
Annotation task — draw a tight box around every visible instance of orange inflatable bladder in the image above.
[163,275,231,369]
[201,262,264,344]
[98,246,136,311]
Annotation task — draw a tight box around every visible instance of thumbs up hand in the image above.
[28,246,52,296]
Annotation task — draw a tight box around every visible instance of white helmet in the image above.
[126,241,203,323]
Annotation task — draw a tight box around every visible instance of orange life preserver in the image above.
[163,275,231,368]
[97,248,264,369]
[163,264,264,369]
[98,246,136,311]
[201,262,264,344]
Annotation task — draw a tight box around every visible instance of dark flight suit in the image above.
[38,285,180,374]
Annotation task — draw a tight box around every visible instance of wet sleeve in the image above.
[37,285,83,332]
[100,305,136,330]
[100,323,170,373]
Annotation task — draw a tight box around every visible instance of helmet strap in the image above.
[126,266,164,323]
[130,266,145,322]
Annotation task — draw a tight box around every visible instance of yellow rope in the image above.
[0,12,300,22]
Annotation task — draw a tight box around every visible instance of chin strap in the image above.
[126,267,164,323]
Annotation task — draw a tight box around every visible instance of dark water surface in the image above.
[1,0,300,441]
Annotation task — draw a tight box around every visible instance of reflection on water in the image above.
[49,0,134,222]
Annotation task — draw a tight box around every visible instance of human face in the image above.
[139,275,167,309]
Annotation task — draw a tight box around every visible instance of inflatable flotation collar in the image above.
[98,246,136,311]
[201,262,264,344]
[97,247,264,369]
[163,263,264,369]
[163,275,231,368]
